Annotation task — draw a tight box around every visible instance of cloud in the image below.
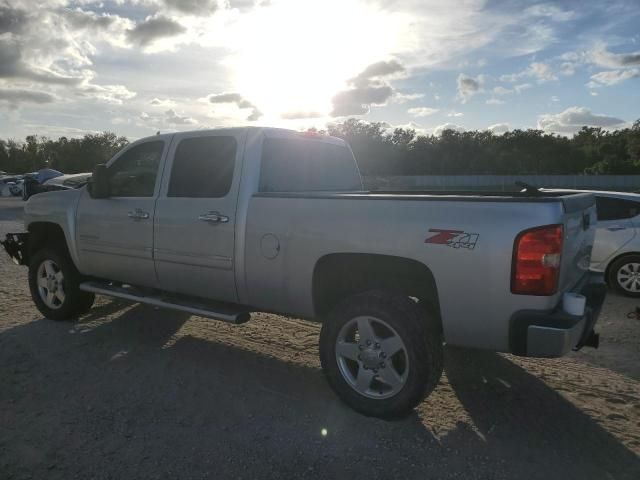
[150,97,176,107]
[0,5,27,34]
[331,85,394,116]
[280,111,323,120]
[590,44,640,68]
[495,83,533,95]
[62,8,120,32]
[0,38,84,85]
[331,60,404,117]
[162,0,218,15]
[164,109,197,125]
[350,60,405,87]
[407,107,439,117]
[456,74,482,103]
[500,62,557,83]
[433,123,465,136]
[394,92,424,103]
[514,83,532,93]
[0,88,56,108]
[486,98,504,105]
[78,83,137,105]
[488,123,509,134]
[208,92,262,121]
[523,3,575,22]
[127,16,186,47]
[537,106,626,134]
[589,69,640,86]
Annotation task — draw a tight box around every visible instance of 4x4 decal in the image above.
[425,229,479,250]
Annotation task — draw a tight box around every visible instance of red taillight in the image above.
[512,224,563,296]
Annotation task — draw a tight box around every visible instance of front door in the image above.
[75,139,168,287]
[154,131,244,302]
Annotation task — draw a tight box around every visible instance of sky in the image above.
[1,0,639,139]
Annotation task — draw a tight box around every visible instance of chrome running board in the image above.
[79,281,250,324]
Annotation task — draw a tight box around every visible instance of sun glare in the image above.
[225,0,409,124]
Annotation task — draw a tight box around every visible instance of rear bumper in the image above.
[509,273,607,358]
[1,232,29,265]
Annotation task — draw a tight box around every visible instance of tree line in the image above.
[1,120,639,176]
[0,133,128,175]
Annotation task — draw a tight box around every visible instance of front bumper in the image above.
[509,273,607,358]
[1,232,29,265]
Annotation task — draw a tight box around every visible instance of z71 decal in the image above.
[424,229,479,250]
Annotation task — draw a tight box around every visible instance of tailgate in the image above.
[557,193,597,292]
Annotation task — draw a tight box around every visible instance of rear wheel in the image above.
[28,248,95,320]
[608,254,640,297]
[319,290,443,418]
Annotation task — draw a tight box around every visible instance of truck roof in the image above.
[145,127,347,147]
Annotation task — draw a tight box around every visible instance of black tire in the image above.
[608,254,640,297]
[28,248,95,321]
[319,290,443,418]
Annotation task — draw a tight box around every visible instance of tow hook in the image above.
[1,233,29,265]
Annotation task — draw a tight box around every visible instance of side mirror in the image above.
[88,164,110,199]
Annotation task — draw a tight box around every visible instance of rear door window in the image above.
[259,138,361,192]
[595,196,640,221]
[168,136,237,198]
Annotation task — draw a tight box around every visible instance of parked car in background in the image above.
[41,173,92,192]
[540,189,640,297]
[0,176,23,197]
[22,169,69,200]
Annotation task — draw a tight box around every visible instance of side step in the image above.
[79,281,251,324]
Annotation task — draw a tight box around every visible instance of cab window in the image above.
[168,136,237,198]
[108,141,164,197]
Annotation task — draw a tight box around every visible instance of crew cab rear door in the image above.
[153,130,245,302]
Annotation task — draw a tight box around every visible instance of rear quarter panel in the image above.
[244,195,572,352]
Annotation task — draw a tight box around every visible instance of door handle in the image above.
[606,226,626,231]
[127,208,150,220]
[198,211,229,224]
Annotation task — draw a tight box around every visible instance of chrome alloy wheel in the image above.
[617,262,640,293]
[335,316,409,399]
[37,259,65,309]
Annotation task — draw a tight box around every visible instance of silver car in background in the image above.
[543,189,640,297]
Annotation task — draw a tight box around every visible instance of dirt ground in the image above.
[0,196,638,480]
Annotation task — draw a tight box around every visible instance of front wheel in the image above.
[319,290,443,418]
[28,248,95,321]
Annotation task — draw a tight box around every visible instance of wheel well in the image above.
[312,253,441,327]
[28,222,70,259]
[604,251,640,283]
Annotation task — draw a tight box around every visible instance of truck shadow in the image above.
[442,347,639,479]
[1,306,638,480]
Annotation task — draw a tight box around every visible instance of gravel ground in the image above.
[0,196,639,480]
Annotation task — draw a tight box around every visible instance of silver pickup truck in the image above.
[2,127,606,417]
